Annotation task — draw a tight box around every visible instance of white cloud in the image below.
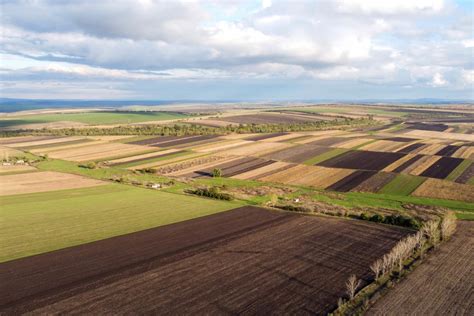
[431,72,448,86]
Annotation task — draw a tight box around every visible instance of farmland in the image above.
[1,207,410,314]
[1,103,473,315]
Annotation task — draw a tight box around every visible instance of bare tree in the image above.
[422,220,440,246]
[370,259,383,281]
[346,274,361,300]
[441,211,457,241]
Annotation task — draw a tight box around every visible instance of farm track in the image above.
[368,221,474,316]
[0,207,410,315]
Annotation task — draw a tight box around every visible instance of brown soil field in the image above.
[0,206,410,315]
[420,157,464,179]
[165,156,238,176]
[258,133,306,142]
[456,162,474,184]
[396,142,426,154]
[319,150,406,171]
[260,164,354,188]
[327,170,377,192]
[29,140,106,154]
[412,178,474,202]
[408,155,442,176]
[192,139,254,153]
[261,144,329,163]
[130,152,205,170]
[406,123,449,131]
[0,146,24,158]
[187,157,275,178]
[157,135,221,149]
[184,119,239,127]
[403,130,474,142]
[0,171,105,196]
[232,161,293,180]
[85,135,136,141]
[305,136,350,147]
[217,112,324,124]
[361,140,409,153]
[47,143,157,162]
[107,148,181,164]
[352,172,396,193]
[128,135,187,146]
[383,154,417,172]
[392,155,425,173]
[222,141,292,157]
[0,164,36,174]
[383,137,418,142]
[435,145,462,156]
[368,221,474,316]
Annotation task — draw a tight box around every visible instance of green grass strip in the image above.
[379,174,426,196]
[445,160,472,181]
[303,148,350,165]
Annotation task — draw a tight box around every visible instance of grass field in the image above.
[0,184,239,262]
[0,111,188,127]
[379,174,426,196]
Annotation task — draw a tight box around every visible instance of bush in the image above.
[212,168,222,177]
[369,214,384,223]
[80,162,96,169]
[188,187,233,201]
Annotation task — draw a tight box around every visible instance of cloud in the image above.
[1,0,472,99]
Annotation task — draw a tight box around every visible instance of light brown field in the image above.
[47,143,157,162]
[169,156,242,177]
[404,130,474,142]
[106,149,180,164]
[85,136,136,141]
[184,119,239,127]
[6,137,84,148]
[0,146,24,158]
[30,141,106,154]
[130,152,206,170]
[412,178,474,202]
[368,221,474,316]
[383,154,417,172]
[0,164,36,174]
[259,164,354,188]
[360,140,409,153]
[0,171,105,196]
[335,138,374,149]
[193,140,254,153]
[452,146,474,160]
[259,133,306,142]
[409,156,442,176]
[417,144,446,155]
[222,141,292,157]
[232,161,293,180]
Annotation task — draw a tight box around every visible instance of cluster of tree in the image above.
[0,117,376,137]
[187,186,234,201]
[359,213,420,229]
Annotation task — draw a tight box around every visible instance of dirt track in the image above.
[0,206,410,315]
[368,221,474,316]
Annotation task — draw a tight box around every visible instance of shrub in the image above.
[188,187,233,201]
[212,168,223,177]
[80,162,96,169]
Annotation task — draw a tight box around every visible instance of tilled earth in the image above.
[0,206,410,315]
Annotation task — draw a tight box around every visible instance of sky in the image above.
[0,0,473,100]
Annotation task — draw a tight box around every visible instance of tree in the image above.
[346,274,361,300]
[212,168,222,177]
[441,211,457,241]
[370,259,383,281]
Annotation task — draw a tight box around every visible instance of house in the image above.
[151,183,161,189]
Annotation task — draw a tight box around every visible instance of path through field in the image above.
[368,221,474,315]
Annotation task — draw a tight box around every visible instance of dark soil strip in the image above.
[192,157,276,178]
[225,160,276,177]
[327,170,377,192]
[435,145,461,157]
[384,137,418,142]
[109,150,187,166]
[406,123,448,132]
[420,157,464,179]
[305,137,349,147]
[251,163,298,180]
[455,162,474,184]
[392,155,425,173]
[352,172,397,193]
[396,143,426,154]
[245,132,289,141]
[0,207,410,315]
[0,207,291,311]
[319,150,405,171]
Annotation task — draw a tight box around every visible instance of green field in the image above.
[0,184,240,262]
[0,111,188,127]
[446,160,472,181]
[379,174,426,196]
[303,148,350,165]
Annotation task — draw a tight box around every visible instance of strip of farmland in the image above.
[245,132,289,141]
[455,162,474,184]
[412,178,474,202]
[327,170,377,192]
[0,207,411,315]
[217,112,325,124]
[435,145,462,157]
[186,157,275,178]
[368,221,474,316]
[392,154,424,173]
[351,172,396,193]
[261,144,330,163]
[419,157,464,179]
[318,150,405,171]
[396,143,426,154]
[109,150,188,167]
